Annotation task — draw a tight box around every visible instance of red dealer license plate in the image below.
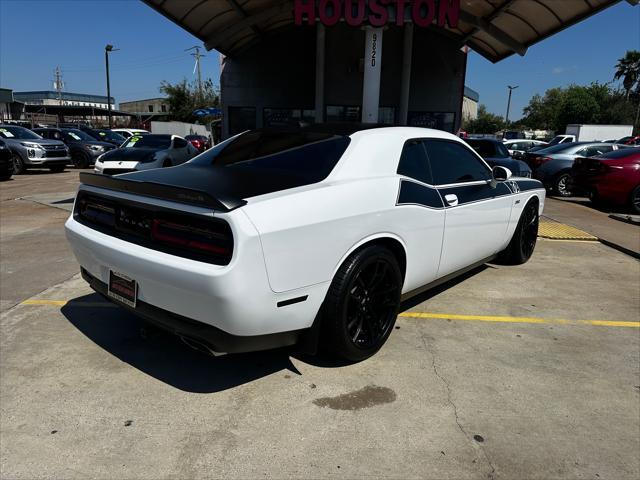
[108,270,137,308]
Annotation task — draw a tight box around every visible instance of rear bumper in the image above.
[81,268,303,353]
[64,197,327,339]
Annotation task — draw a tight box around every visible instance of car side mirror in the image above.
[492,166,512,182]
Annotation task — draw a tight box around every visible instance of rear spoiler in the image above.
[79,172,247,212]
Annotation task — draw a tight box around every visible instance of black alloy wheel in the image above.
[519,201,539,261]
[498,200,539,265]
[554,173,572,197]
[323,245,402,362]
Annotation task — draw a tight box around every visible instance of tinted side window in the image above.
[397,139,432,184]
[425,140,491,185]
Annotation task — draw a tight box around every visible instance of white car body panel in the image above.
[65,127,546,350]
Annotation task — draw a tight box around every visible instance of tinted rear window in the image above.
[190,130,350,182]
[124,135,171,149]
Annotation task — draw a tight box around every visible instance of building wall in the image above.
[220,25,465,138]
[462,96,478,121]
[119,98,169,115]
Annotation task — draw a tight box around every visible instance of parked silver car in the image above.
[0,125,71,173]
[525,142,624,196]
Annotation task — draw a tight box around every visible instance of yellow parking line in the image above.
[399,312,639,328]
[20,300,639,328]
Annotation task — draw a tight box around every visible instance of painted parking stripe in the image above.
[20,299,638,328]
[399,312,639,328]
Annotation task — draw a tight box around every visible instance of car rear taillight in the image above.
[532,156,552,168]
[151,219,231,256]
[75,192,233,265]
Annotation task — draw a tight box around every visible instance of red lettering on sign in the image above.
[344,0,366,26]
[395,0,409,26]
[368,0,389,27]
[412,0,436,28]
[319,0,341,26]
[294,0,315,26]
[438,0,459,28]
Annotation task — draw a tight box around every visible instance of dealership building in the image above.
[143,0,628,139]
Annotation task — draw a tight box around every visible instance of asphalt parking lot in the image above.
[1,171,639,479]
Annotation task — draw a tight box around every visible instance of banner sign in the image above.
[294,0,460,29]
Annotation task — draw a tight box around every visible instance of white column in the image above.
[399,23,413,126]
[361,27,383,123]
[315,23,325,124]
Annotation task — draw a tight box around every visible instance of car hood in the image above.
[78,140,114,148]
[99,148,159,163]
[3,138,66,147]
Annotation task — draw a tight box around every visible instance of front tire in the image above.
[631,185,640,214]
[72,151,90,169]
[321,245,402,362]
[11,153,25,174]
[499,200,539,265]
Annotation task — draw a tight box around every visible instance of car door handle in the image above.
[444,194,458,206]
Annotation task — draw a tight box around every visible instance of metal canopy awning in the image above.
[142,0,628,62]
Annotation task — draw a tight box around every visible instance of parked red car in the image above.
[571,148,640,213]
[185,134,211,153]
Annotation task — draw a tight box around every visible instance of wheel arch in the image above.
[331,233,408,282]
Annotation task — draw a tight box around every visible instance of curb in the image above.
[597,238,640,260]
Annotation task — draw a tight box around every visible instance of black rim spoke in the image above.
[345,257,399,349]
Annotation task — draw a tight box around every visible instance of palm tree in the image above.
[614,50,640,100]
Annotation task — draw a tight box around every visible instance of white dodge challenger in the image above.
[65,125,545,361]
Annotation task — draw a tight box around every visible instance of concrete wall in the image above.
[220,24,465,138]
[119,98,168,114]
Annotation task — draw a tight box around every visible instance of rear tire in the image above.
[498,200,539,265]
[554,172,572,197]
[631,185,640,214]
[321,245,402,362]
[11,153,25,174]
[49,165,65,173]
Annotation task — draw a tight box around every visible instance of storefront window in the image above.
[263,108,316,128]
[326,105,361,123]
[407,112,455,133]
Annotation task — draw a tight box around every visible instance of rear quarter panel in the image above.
[242,177,445,294]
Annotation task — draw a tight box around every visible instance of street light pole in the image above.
[105,44,119,128]
[505,85,519,124]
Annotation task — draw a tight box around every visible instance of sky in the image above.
[0,0,638,120]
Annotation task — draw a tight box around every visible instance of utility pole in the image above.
[505,85,519,124]
[186,46,205,102]
[104,44,119,128]
[53,67,64,105]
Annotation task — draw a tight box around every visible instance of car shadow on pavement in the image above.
[61,293,300,394]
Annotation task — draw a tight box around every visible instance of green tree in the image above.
[614,50,640,100]
[522,88,566,131]
[556,85,601,130]
[463,104,506,134]
[159,78,220,122]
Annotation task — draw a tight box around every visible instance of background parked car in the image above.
[571,148,640,213]
[72,126,127,147]
[34,128,115,168]
[94,134,198,175]
[503,139,548,159]
[0,125,70,174]
[527,142,622,197]
[464,138,532,177]
[111,128,150,139]
[184,134,211,153]
[0,139,13,181]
